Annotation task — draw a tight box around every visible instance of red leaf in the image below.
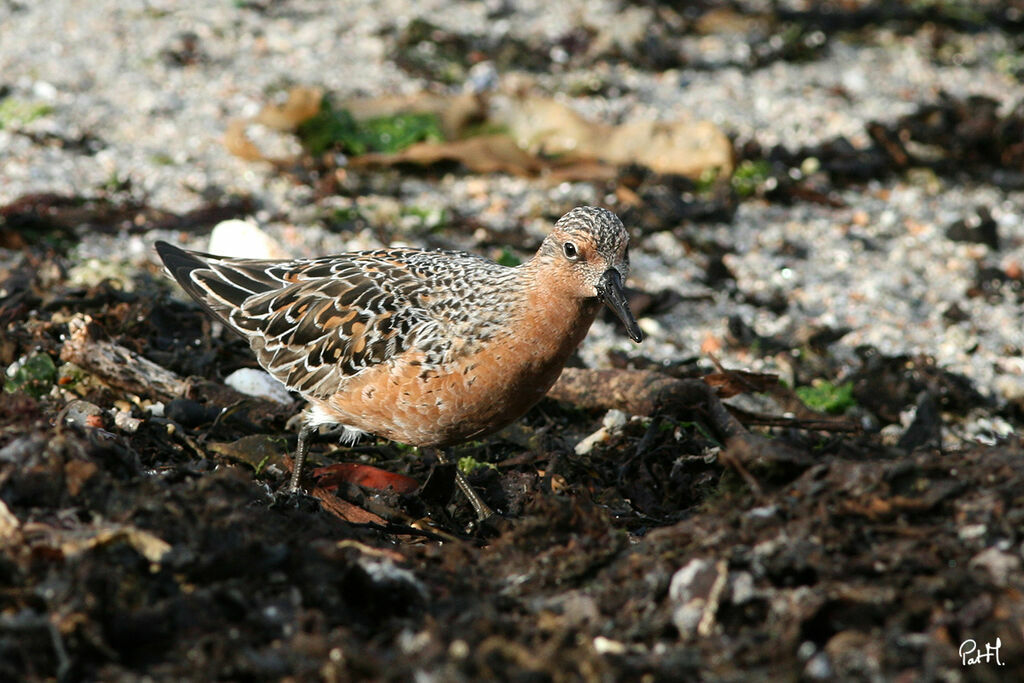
[313,463,419,494]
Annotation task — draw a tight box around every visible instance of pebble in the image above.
[113,410,143,434]
[574,409,629,455]
[207,220,287,259]
[61,400,105,430]
[969,547,1022,587]
[358,556,429,604]
[668,558,728,638]
[223,368,294,406]
[592,636,628,655]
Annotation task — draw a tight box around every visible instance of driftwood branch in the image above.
[549,366,818,493]
[60,315,188,401]
[58,315,287,418]
[548,368,711,416]
[550,367,856,436]
[550,367,753,443]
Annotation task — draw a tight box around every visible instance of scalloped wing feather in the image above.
[156,243,449,399]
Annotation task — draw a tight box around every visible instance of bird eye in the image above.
[562,242,579,260]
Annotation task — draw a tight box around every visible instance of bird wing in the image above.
[155,242,446,398]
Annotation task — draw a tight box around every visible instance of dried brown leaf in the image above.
[256,86,323,130]
[231,88,732,178]
[311,488,389,525]
[208,434,286,471]
[350,135,544,176]
[493,94,734,177]
[341,91,485,139]
[60,526,172,564]
[223,118,269,162]
[607,119,734,177]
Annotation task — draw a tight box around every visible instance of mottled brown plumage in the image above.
[156,206,642,513]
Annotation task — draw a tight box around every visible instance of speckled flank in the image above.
[155,206,640,449]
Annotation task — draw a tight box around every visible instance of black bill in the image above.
[596,268,644,343]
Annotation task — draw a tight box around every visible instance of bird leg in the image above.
[289,423,315,491]
[434,449,495,522]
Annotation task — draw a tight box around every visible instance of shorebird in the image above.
[156,206,642,520]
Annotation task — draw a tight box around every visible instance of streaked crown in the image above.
[553,206,629,259]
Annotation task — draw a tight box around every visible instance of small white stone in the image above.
[448,639,470,659]
[592,636,627,655]
[969,547,1022,587]
[602,409,628,431]
[637,317,664,337]
[207,220,287,259]
[224,368,293,405]
[804,651,834,680]
[730,571,756,605]
[32,80,57,100]
[746,505,778,519]
[574,427,609,455]
[360,557,428,602]
[113,410,142,433]
[958,523,987,541]
[994,374,1024,403]
[397,628,431,655]
[669,558,728,637]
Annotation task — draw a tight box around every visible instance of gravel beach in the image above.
[4,1,1024,422]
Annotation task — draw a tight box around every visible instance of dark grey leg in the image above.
[436,449,495,522]
[290,424,314,491]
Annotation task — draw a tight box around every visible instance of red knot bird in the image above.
[155,206,642,520]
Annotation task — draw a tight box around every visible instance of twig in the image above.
[726,406,860,433]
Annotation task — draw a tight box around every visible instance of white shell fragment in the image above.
[224,368,293,405]
[207,220,287,260]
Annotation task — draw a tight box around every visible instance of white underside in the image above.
[305,404,367,445]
